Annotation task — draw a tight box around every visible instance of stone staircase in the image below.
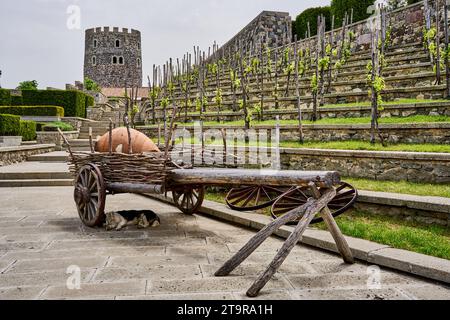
[0,152,72,187]
[69,102,127,151]
[148,41,446,121]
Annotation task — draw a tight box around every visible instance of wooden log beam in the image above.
[309,185,355,264]
[107,183,164,195]
[245,186,337,297]
[170,168,340,188]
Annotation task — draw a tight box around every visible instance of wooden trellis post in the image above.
[424,0,434,65]
[259,36,265,121]
[274,51,279,109]
[318,15,326,107]
[435,0,442,85]
[294,34,304,144]
[327,15,335,94]
[444,0,450,97]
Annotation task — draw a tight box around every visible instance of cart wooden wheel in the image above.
[225,185,290,212]
[74,164,106,227]
[271,182,358,225]
[172,186,205,215]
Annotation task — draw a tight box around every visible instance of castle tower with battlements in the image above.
[84,27,142,88]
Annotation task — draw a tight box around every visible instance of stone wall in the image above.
[152,103,450,123]
[159,142,450,183]
[281,148,450,184]
[138,123,450,145]
[215,11,292,58]
[352,204,449,227]
[295,2,426,56]
[0,145,55,167]
[84,27,142,88]
[36,131,79,151]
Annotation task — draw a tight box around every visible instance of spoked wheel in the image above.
[271,182,358,225]
[172,186,205,215]
[74,165,106,227]
[225,185,291,212]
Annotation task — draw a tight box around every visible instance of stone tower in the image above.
[84,27,142,88]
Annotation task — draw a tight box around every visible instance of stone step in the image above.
[0,171,71,180]
[80,122,111,128]
[69,146,92,152]
[0,179,73,188]
[27,151,68,162]
[67,139,97,146]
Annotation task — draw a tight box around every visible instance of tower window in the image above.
[137,58,141,67]
[92,56,97,66]
[93,39,98,48]
[115,39,121,48]
[119,56,124,65]
[112,56,118,64]
[137,42,140,50]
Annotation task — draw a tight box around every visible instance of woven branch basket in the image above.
[69,151,176,185]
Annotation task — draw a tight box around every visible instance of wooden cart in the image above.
[69,151,353,228]
[62,120,358,297]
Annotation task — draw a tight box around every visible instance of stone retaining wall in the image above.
[0,145,55,167]
[139,123,450,144]
[215,11,292,58]
[36,131,79,151]
[281,148,450,184]
[155,103,450,123]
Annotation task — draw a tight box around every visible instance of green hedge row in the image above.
[0,89,11,106]
[0,114,20,136]
[331,0,375,27]
[86,95,95,108]
[0,106,64,117]
[0,114,37,141]
[21,90,88,118]
[20,120,37,141]
[293,6,331,40]
[11,95,23,106]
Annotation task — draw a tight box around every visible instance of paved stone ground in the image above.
[0,187,449,300]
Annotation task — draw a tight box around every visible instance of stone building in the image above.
[215,11,292,58]
[84,27,142,88]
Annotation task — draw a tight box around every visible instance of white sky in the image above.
[0,0,330,89]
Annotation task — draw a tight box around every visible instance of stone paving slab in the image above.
[0,186,449,300]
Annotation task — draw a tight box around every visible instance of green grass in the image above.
[345,178,450,198]
[164,115,450,127]
[320,98,450,108]
[280,140,450,153]
[168,136,450,154]
[315,209,450,260]
[42,121,74,132]
[203,190,450,260]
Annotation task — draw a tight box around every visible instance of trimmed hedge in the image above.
[0,89,11,106]
[331,0,375,27]
[0,114,37,140]
[21,90,88,118]
[294,6,332,39]
[11,95,23,106]
[0,106,64,117]
[0,114,21,136]
[86,95,95,108]
[19,120,37,141]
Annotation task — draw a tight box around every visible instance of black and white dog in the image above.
[105,210,161,231]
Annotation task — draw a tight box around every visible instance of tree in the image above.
[84,77,101,92]
[294,6,331,40]
[17,80,38,90]
[331,0,375,27]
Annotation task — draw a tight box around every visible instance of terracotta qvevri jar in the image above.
[95,127,160,154]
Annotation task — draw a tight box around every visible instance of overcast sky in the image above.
[0,0,330,89]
